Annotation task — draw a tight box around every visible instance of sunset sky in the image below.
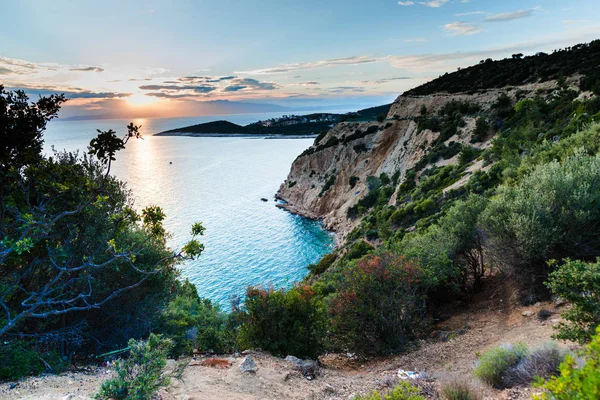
[1,0,599,119]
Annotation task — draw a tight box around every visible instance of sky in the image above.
[1,0,599,119]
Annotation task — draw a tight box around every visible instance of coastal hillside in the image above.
[276,40,600,239]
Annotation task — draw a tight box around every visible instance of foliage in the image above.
[237,285,326,358]
[157,280,234,357]
[440,381,481,400]
[546,258,600,344]
[96,334,173,400]
[319,175,336,197]
[481,153,600,273]
[0,84,65,173]
[473,343,528,388]
[353,381,425,400]
[473,342,563,389]
[535,326,600,400]
[0,340,67,381]
[502,343,565,387]
[349,176,360,188]
[329,252,433,356]
[0,88,205,364]
[308,253,337,275]
[405,40,600,96]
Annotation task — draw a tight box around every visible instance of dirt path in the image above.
[0,281,572,400]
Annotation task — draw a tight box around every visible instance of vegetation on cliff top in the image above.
[404,39,600,96]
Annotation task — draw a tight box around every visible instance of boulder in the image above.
[521,310,535,317]
[239,355,258,373]
[285,355,319,379]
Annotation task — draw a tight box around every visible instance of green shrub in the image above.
[546,258,600,344]
[481,153,600,276]
[344,240,375,261]
[535,326,600,399]
[473,343,528,388]
[308,253,337,275]
[349,176,360,188]
[329,252,433,356]
[157,280,234,356]
[237,285,326,358]
[502,343,564,387]
[458,146,479,165]
[96,334,173,400]
[0,341,66,381]
[440,381,481,400]
[319,175,336,197]
[353,381,425,400]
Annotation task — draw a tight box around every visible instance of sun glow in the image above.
[126,93,159,106]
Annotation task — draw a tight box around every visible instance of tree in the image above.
[0,85,65,224]
[546,258,600,344]
[0,88,204,348]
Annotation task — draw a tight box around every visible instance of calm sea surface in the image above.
[44,114,335,308]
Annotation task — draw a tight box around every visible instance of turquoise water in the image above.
[44,115,335,308]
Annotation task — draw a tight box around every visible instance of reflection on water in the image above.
[44,116,334,308]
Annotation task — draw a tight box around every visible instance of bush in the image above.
[481,153,600,281]
[473,343,528,388]
[349,176,360,188]
[473,342,564,389]
[502,343,565,387]
[354,381,425,400]
[344,240,375,261]
[546,258,600,343]
[458,146,479,165]
[237,285,326,358]
[535,326,600,399]
[0,341,66,381]
[440,381,481,400]
[96,334,173,400]
[329,252,432,356]
[157,280,234,356]
[319,175,336,197]
[308,253,337,275]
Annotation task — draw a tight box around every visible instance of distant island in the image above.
[154,104,391,137]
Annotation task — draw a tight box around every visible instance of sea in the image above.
[44,113,336,309]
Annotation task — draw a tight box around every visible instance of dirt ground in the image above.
[0,278,574,400]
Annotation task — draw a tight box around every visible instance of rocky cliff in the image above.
[276,80,567,239]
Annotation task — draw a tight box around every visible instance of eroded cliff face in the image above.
[276,81,561,239]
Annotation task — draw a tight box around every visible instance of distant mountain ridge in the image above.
[155,104,393,136]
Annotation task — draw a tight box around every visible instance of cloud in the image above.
[328,86,366,93]
[398,0,448,7]
[299,81,320,85]
[68,66,105,72]
[177,75,237,83]
[419,0,448,7]
[0,67,13,75]
[223,78,279,92]
[139,84,217,93]
[484,7,540,22]
[145,92,192,99]
[358,77,413,84]
[6,85,130,99]
[236,55,382,75]
[404,38,428,43]
[443,22,483,36]
[455,11,485,16]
